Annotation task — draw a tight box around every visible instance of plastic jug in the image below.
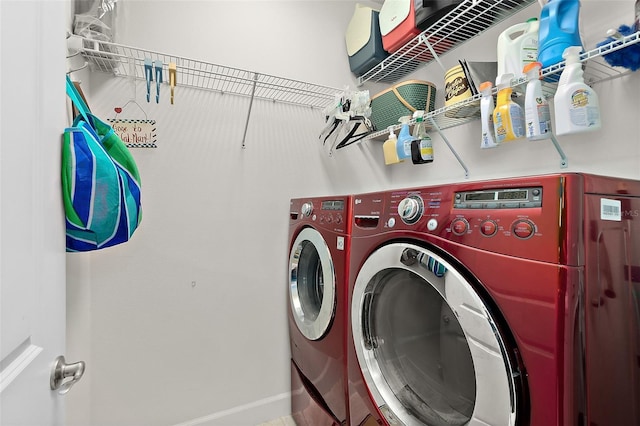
[537,0,582,69]
[497,18,539,80]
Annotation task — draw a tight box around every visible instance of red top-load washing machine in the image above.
[346,173,640,426]
[288,196,352,425]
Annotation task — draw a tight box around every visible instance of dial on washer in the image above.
[398,196,424,225]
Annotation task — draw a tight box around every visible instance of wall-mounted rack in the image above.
[357,0,538,86]
[359,32,640,174]
[77,37,339,109]
[73,36,340,148]
[365,32,640,140]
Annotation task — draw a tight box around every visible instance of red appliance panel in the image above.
[291,361,341,426]
[288,196,351,424]
[583,191,640,425]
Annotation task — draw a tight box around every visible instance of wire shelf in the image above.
[357,0,538,85]
[78,38,340,109]
[364,32,640,141]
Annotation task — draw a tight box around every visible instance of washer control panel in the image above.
[454,186,542,209]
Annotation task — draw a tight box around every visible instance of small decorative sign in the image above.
[108,118,157,148]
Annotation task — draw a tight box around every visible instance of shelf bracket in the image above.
[419,34,446,72]
[549,134,568,169]
[428,116,469,178]
[241,73,259,149]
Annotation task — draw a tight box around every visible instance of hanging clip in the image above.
[169,62,177,105]
[154,60,163,103]
[144,58,153,102]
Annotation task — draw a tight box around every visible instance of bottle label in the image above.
[445,76,470,102]
[569,89,600,127]
[420,138,433,161]
[526,97,552,138]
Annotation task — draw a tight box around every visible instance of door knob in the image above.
[50,355,85,394]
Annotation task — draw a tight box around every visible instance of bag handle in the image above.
[65,75,90,122]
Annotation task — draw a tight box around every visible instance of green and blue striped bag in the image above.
[63,76,142,252]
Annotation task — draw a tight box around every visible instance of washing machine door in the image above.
[352,242,518,426]
[289,227,336,341]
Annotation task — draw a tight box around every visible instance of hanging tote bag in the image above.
[63,76,142,252]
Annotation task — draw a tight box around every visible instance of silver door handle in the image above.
[50,355,85,394]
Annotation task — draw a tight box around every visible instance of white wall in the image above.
[66,1,640,425]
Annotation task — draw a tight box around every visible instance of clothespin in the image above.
[169,62,177,105]
[144,58,153,102]
[154,60,163,103]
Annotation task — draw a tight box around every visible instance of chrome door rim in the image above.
[289,227,336,341]
[351,242,518,426]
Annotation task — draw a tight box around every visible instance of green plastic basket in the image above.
[370,80,437,131]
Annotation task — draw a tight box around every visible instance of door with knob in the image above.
[0,1,77,425]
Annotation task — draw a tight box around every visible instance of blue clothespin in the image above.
[154,60,163,103]
[144,58,153,102]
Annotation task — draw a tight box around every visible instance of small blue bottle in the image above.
[396,118,413,160]
[537,0,583,69]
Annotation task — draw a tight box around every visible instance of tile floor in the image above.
[258,415,296,426]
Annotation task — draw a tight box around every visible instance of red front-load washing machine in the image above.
[288,196,351,425]
[346,173,640,426]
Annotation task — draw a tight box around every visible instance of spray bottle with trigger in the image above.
[411,111,433,164]
[493,73,525,143]
[553,46,601,136]
[523,61,552,140]
[479,81,498,149]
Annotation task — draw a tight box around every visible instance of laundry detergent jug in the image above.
[537,0,582,69]
[497,17,539,80]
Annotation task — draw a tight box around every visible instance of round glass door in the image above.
[352,243,518,426]
[289,227,336,341]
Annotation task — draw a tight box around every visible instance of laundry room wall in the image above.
[65,1,640,426]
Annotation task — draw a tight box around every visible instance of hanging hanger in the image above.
[113,56,149,120]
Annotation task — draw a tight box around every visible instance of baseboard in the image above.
[172,392,291,426]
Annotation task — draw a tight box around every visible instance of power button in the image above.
[512,219,535,239]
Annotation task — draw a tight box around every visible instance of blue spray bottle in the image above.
[396,116,413,161]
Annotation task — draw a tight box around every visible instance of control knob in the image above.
[398,195,424,225]
[301,202,313,217]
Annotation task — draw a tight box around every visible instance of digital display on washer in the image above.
[497,190,528,200]
[455,187,542,209]
[322,200,345,211]
[465,192,496,201]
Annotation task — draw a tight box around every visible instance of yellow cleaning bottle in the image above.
[383,127,402,165]
[493,73,525,143]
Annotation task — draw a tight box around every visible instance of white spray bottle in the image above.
[523,61,552,140]
[479,81,499,149]
[553,46,601,136]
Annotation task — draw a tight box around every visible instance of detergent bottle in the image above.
[383,127,402,165]
[497,17,539,80]
[411,111,434,164]
[493,73,525,143]
[538,0,582,69]
[523,61,552,140]
[396,116,413,160]
[553,46,601,136]
[479,81,498,149]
